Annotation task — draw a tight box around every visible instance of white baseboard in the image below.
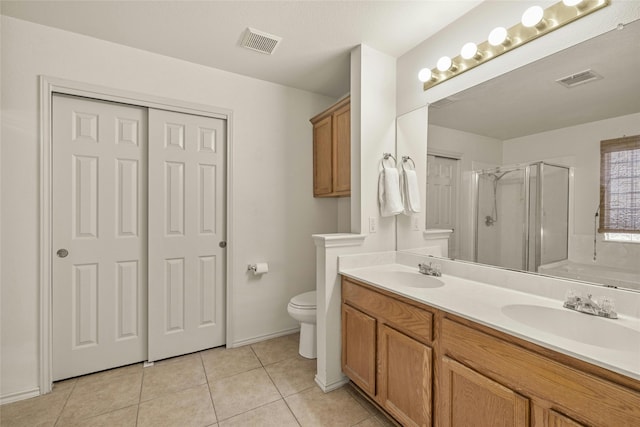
[229,327,300,348]
[315,374,349,393]
[1,387,41,405]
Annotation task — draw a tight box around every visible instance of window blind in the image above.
[599,135,640,234]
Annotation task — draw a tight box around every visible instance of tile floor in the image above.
[0,333,396,427]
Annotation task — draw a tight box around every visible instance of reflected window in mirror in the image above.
[599,134,640,243]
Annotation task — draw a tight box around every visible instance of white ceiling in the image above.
[0,0,482,98]
[428,18,640,140]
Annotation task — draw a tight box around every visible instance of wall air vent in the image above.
[241,27,282,55]
[556,69,603,88]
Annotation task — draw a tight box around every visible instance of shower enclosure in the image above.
[473,162,570,272]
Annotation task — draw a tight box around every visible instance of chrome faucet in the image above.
[418,262,441,277]
[563,290,617,319]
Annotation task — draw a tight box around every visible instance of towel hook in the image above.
[402,155,416,169]
[383,152,397,163]
[382,153,397,169]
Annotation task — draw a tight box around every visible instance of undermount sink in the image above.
[501,304,640,352]
[369,271,444,289]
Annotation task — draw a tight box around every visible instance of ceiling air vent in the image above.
[556,69,603,88]
[241,27,282,55]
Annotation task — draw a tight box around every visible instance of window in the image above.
[599,134,640,240]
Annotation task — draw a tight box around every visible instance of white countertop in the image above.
[340,262,640,381]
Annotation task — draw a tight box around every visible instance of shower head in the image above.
[488,171,511,181]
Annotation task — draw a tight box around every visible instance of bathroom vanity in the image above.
[339,257,640,427]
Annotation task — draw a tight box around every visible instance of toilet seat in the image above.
[288,290,316,309]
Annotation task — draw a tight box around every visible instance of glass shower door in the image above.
[475,168,527,270]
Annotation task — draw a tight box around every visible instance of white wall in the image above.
[396,106,428,251]
[503,112,640,270]
[0,16,339,399]
[350,45,397,252]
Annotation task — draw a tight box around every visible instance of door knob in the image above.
[57,248,69,258]
[219,241,227,248]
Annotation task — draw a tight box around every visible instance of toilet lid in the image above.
[290,290,316,309]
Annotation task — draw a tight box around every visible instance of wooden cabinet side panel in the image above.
[342,279,433,343]
[441,318,640,426]
[332,103,350,195]
[440,356,530,427]
[342,304,377,396]
[312,116,333,196]
[378,324,432,427]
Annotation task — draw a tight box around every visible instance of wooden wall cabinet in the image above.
[341,276,640,427]
[310,96,350,197]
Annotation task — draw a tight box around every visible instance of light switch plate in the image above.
[369,217,377,233]
[412,216,420,231]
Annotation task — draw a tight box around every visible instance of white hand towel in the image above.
[378,167,403,217]
[401,168,421,214]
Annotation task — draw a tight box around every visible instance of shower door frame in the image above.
[472,161,570,272]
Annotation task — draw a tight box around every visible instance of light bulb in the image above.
[522,6,544,28]
[461,42,479,60]
[562,0,583,6]
[418,68,433,82]
[488,27,508,46]
[437,56,453,72]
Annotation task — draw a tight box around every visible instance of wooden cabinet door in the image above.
[312,115,333,196]
[378,324,432,427]
[342,304,376,395]
[548,410,586,427]
[332,103,350,195]
[440,356,530,427]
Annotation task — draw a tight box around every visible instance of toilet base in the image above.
[298,322,317,359]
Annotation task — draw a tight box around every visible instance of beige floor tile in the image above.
[137,384,216,427]
[344,384,382,416]
[352,417,387,427]
[285,386,369,427]
[209,367,281,421]
[265,355,317,397]
[58,372,142,422]
[375,414,400,426]
[153,352,201,367]
[56,405,138,427]
[0,380,75,427]
[201,345,261,381]
[251,333,300,366]
[141,354,206,401]
[218,400,299,427]
[75,363,143,387]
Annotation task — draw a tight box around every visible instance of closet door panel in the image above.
[52,94,148,380]
[148,109,226,361]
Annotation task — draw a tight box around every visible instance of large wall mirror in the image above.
[405,18,640,292]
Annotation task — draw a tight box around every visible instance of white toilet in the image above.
[287,290,317,359]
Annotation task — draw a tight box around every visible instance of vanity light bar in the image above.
[421,0,610,91]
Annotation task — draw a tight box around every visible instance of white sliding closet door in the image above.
[52,94,148,380]
[147,109,226,361]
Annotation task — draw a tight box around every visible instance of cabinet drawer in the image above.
[441,318,640,427]
[342,278,433,343]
